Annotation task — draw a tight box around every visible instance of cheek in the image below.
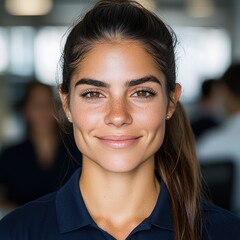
[136,103,166,129]
[70,100,102,133]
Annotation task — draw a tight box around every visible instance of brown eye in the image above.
[132,89,156,98]
[81,91,105,99]
[136,91,149,97]
[89,92,101,98]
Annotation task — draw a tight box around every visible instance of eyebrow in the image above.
[75,79,109,88]
[74,76,162,88]
[127,76,162,87]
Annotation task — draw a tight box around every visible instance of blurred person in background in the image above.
[0,80,81,216]
[197,63,240,214]
[191,79,221,139]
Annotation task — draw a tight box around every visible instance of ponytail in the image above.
[156,102,202,240]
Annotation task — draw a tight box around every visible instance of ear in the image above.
[166,83,181,119]
[58,85,72,122]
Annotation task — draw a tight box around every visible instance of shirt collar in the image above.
[56,168,173,233]
[150,178,173,230]
[56,168,92,233]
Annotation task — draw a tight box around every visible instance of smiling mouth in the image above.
[96,135,141,149]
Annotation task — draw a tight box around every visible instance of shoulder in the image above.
[0,192,57,239]
[0,140,33,171]
[202,202,240,239]
[197,128,225,149]
[197,126,237,160]
[0,140,32,159]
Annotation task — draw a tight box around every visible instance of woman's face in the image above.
[25,86,56,132]
[61,40,180,173]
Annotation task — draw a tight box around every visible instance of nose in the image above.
[104,98,133,127]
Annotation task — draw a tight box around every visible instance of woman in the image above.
[0,81,80,210]
[0,1,239,239]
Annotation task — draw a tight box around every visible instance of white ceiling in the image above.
[0,0,231,26]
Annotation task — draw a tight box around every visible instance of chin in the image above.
[101,165,140,174]
[96,155,148,174]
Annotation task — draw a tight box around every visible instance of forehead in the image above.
[71,40,165,85]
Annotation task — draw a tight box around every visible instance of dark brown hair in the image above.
[59,1,202,239]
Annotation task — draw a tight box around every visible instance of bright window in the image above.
[9,27,35,76]
[34,26,67,85]
[0,28,9,73]
[174,27,231,102]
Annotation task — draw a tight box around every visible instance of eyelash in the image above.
[80,87,157,100]
[80,89,105,99]
[131,88,157,98]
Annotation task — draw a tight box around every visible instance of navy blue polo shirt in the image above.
[0,168,240,239]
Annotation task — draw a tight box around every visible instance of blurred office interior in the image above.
[0,0,240,147]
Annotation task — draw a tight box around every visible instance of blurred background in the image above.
[0,0,240,216]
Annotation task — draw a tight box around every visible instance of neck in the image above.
[30,130,59,169]
[30,127,57,142]
[79,159,160,239]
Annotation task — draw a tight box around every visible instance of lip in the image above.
[96,135,141,149]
